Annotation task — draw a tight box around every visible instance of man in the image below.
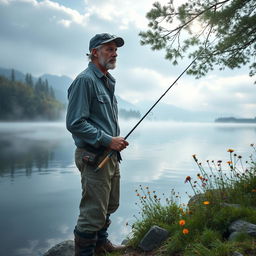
[66,33,129,256]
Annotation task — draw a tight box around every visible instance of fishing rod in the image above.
[95,54,200,172]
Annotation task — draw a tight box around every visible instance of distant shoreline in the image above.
[215,117,256,123]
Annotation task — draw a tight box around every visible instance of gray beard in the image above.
[99,56,116,70]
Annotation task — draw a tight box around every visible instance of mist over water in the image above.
[0,121,255,255]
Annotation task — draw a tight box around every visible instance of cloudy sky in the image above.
[0,0,255,117]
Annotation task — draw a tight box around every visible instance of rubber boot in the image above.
[74,226,97,256]
[96,214,111,250]
[95,215,126,255]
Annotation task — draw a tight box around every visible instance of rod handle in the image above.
[94,154,111,172]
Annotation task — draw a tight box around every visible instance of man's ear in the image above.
[92,48,98,58]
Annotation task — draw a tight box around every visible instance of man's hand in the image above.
[109,137,129,151]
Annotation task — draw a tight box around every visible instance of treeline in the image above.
[119,108,141,119]
[0,72,64,121]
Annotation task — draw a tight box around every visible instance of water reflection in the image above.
[0,136,54,177]
[0,122,74,179]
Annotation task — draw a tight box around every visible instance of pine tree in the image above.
[140,0,256,80]
[25,73,33,87]
[11,69,15,82]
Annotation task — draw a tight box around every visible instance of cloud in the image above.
[85,0,154,29]
[0,0,255,118]
[116,66,176,104]
[170,74,256,116]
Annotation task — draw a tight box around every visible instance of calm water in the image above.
[0,121,255,256]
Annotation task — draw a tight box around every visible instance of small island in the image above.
[215,117,256,123]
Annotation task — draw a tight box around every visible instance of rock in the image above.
[228,231,246,241]
[121,238,129,245]
[138,225,169,252]
[229,220,256,237]
[221,203,241,208]
[43,240,74,256]
[233,251,244,256]
[187,193,206,209]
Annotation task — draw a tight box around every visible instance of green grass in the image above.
[116,144,256,256]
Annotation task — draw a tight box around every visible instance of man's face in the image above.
[97,42,118,71]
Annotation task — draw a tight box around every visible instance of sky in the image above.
[0,0,255,117]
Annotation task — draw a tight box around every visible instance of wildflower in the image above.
[197,173,202,179]
[252,189,256,193]
[179,220,186,226]
[183,228,189,235]
[192,154,198,161]
[227,149,234,153]
[227,161,232,165]
[185,176,191,183]
[136,193,140,196]
[147,191,150,194]
[203,201,210,205]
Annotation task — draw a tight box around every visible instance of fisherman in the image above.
[66,33,129,256]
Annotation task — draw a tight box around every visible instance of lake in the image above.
[0,121,255,256]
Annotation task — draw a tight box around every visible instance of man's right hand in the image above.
[109,137,129,152]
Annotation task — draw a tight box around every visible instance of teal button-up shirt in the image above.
[66,62,120,149]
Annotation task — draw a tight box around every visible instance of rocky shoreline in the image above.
[44,195,256,256]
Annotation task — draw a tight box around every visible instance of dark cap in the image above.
[89,33,124,52]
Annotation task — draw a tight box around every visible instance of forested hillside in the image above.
[0,74,64,121]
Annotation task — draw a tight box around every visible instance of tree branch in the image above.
[161,0,231,39]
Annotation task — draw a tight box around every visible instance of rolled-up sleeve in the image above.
[66,77,112,148]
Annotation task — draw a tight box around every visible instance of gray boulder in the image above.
[233,252,244,256]
[229,220,256,236]
[43,240,74,256]
[139,225,169,251]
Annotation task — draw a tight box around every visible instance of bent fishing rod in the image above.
[95,54,200,172]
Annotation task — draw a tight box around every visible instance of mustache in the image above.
[109,58,116,62]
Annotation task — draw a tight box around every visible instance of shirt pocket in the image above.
[97,94,110,104]
[91,94,111,116]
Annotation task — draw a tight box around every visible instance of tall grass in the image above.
[126,144,256,256]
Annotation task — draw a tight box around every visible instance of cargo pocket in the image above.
[75,148,88,172]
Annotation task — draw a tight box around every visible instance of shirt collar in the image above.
[88,62,116,82]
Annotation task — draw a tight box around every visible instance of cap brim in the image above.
[100,37,124,47]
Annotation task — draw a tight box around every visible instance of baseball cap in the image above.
[89,33,124,52]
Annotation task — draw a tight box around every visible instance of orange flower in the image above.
[227,161,232,165]
[185,176,191,183]
[192,154,198,161]
[252,189,256,193]
[183,228,189,235]
[227,149,234,153]
[203,201,210,205]
[179,220,186,226]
